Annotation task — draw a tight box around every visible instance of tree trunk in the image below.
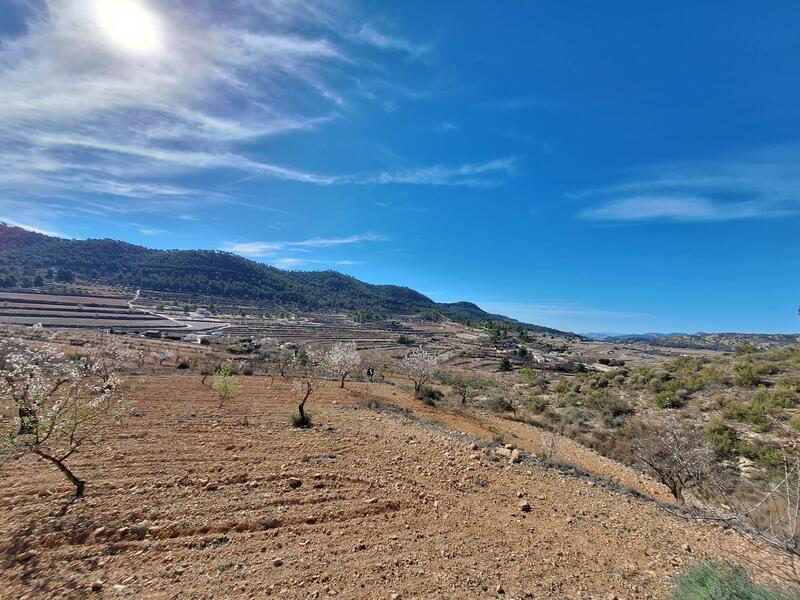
[18,406,36,435]
[340,373,346,388]
[35,450,85,497]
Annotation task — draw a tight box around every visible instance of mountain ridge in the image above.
[0,223,567,334]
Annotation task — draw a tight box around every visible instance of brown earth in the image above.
[0,375,756,600]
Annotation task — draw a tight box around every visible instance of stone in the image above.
[204,482,218,491]
[90,580,104,592]
[509,449,522,464]
[15,550,36,563]
[287,477,302,489]
[495,448,512,458]
[518,499,531,512]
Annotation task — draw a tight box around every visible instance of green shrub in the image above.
[734,343,759,356]
[733,364,764,388]
[418,386,443,405]
[499,357,512,372]
[705,418,739,458]
[291,412,312,428]
[739,441,785,469]
[655,390,686,409]
[525,395,548,414]
[672,560,800,600]
[791,413,800,432]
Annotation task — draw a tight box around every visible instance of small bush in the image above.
[671,560,800,600]
[291,412,312,428]
[527,395,549,414]
[655,390,686,409]
[499,357,512,372]
[733,364,763,388]
[791,413,800,432]
[705,418,739,458]
[418,386,443,405]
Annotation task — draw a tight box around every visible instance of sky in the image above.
[0,0,799,334]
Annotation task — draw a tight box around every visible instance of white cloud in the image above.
[432,121,459,132]
[367,157,518,187]
[578,196,769,222]
[0,0,518,223]
[0,217,68,238]
[353,24,431,59]
[574,144,800,222]
[221,233,387,257]
[272,257,361,269]
[139,227,166,235]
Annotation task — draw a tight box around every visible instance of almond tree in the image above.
[324,341,362,388]
[399,350,440,396]
[0,339,127,498]
[291,351,321,427]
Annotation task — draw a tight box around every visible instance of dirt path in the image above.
[0,375,751,599]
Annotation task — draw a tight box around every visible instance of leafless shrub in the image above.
[540,431,557,459]
[632,417,714,504]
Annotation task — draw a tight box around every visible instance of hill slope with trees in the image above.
[0,224,561,331]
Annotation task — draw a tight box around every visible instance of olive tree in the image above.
[323,341,362,388]
[0,339,127,498]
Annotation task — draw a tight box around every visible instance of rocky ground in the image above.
[0,375,757,599]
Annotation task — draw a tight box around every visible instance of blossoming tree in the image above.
[399,350,440,396]
[323,341,362,388]
[0,339,127,497]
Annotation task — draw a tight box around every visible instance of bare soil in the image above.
[1,375,755,600]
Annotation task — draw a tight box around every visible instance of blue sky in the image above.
[0,1,798,333]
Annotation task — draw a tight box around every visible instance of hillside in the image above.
[0,224,557,331]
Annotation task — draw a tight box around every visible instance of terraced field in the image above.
[0,375,764,600]
[0,291,183,330]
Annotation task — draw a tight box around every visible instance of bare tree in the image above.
[323,341,362,388]
[442,372,474,404]
[152,349,174,367]
[0,338,127,498]
[291,351,320,427]
[399,350,440,396]
[274,349,294,378]
[696,424,800,584]
[632,417,714,504]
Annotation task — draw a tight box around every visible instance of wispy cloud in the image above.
[366,157,518,187]
[353,24,432,59]
[221,233,387,257]
[139,227,166,235]
[575,144,800,223]
[272,257,361,269]
[578,196,771,222]
[0,217,68,238]
[432,121,459,132]
[0,0,514,226]
[479,301,651,321]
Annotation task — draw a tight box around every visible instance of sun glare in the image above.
[95,0,161,55]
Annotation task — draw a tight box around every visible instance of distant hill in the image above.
[587,331,799,351]
[0,223,564,332]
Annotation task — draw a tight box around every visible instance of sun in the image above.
[95,0,161,55]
